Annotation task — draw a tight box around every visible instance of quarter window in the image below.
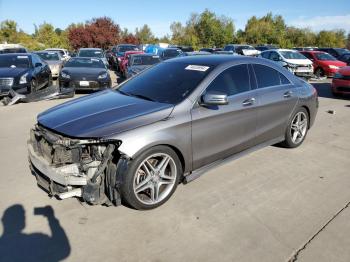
[279,73,291,85]
[253,64,281,88]
[206,64,251,96]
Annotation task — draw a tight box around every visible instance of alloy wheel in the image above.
[133,153,177,205]
[290,112,308,144]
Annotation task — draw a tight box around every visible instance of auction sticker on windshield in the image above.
[17,56,28,59]
[185,65,209,72]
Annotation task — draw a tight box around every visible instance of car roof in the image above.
[166,54,263,66]
[0,53,32,57]
[79,48,102,50]
[300,50,324,54]
[130,53,159,57]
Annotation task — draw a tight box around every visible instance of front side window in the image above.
[269,52,280,61]
[253,64,282,88]
[261,51,270,59]
[206,64,251,96]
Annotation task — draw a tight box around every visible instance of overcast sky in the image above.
[0,0,349,37]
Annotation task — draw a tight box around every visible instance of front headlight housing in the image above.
[19,73,28,84]
[61,72,70,79]
[98,72,108,79]
[328,65,339,69]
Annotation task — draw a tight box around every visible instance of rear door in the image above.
[191,64,258,169]
[252,64,298,144]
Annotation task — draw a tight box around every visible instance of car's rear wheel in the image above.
[120,146,182,210]
[281,108,309,148]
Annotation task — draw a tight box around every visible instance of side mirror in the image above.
[35,62,42,67]
[201,91,229,106]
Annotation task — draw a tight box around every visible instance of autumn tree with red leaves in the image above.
[68,17,121,50]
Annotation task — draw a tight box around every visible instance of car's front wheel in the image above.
[120,146,182,210]
[281,108,309,148]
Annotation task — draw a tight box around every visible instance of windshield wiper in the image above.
[127,93,155,102]
[116,89,155,102]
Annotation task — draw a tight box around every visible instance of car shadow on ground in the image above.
[0,204,71,262]
[311,82,350,100]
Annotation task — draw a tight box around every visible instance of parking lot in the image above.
[0,78,349,262]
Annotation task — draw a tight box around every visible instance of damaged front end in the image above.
[28,125,128,206]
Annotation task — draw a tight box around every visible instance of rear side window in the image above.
[206,64,251,96]
[253,64,281,88]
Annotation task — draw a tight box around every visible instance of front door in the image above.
[191,64,258,170]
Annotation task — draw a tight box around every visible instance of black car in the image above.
[59,57,111,91]
[160,48,183,60]
[338,53,350,65]
[255,45,278,51]
[317,48,350,59]
[0,53,52,97]
[199,48,223,53]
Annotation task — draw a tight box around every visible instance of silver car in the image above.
[28,55,318,210]
[35,51,64,78]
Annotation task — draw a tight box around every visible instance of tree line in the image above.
[1,10,349,51]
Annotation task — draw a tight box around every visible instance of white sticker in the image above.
[48,52,56,54]
[17,56,28,59]
[152,56,159,58]
[94,51,101,54]
[185,65,209,72]
[91,58,99,62]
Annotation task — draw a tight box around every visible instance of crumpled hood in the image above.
[37,89,174,138]
[284,59,313,65]
[0,67,29,78]
[46,61,63,66]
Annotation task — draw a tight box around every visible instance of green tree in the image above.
[34,22,61,47]
[316,30,346,47]
[135,24,155,43]
[0,20,19,43]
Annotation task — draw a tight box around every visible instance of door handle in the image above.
[283,91,293,98]
[242,98,255,106]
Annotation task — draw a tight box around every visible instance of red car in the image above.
[332,66,350,96]
[300,51,346,77]
[120,50,144,77]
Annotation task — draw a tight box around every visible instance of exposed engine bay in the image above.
[28,124,127,206]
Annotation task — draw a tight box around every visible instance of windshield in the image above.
[280,51,307,60]
[315,53,336,61]
[131,55,160,66]
[118,45,137,53]
[118,62,214,104]
[64,58,105,68]
[36,52,60,61]
[78,49,103,58]
[335,48,350,55]
[0,55,30,68]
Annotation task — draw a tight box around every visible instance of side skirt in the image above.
[183,136,284,184]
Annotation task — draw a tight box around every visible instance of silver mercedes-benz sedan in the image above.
[28,55,318,210]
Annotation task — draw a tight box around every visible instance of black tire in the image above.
[315,67,324,78]
[280,107,309,148]
[120,145,182,210]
